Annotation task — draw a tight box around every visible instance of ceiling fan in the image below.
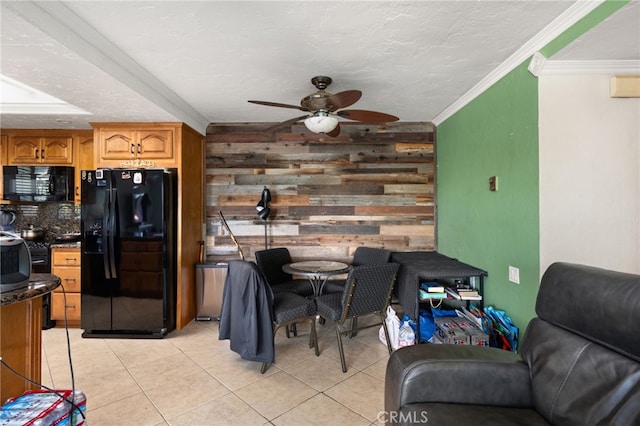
[248,76,399,137]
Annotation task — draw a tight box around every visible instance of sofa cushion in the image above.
[385,344,533,410]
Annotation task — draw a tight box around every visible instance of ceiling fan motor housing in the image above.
[301,92,334,112]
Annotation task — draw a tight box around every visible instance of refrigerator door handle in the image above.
[102,183,111,279]
[109,187,118,279]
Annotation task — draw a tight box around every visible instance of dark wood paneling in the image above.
[205,122,436,263]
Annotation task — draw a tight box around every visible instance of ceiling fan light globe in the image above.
[304,114,339,134]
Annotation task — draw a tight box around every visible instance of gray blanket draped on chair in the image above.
[219,260,275,364]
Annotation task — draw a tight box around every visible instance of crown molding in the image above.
[539,60,640,75]
[433,0,604,125]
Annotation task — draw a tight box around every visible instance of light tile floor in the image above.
[41,315,392,425]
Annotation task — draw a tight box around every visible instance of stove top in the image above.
[25,240,51,250]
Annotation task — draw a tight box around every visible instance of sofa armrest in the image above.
[385,344,533,413]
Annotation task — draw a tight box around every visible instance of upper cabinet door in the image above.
[8,136,39,163]
[8,135,73,165]
[41,137,74,164]
[94,124,177,168]
[74,132,94,205]
[137,129,173,160]
[99,130,136,160]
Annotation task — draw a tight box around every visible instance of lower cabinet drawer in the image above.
[52,267,81,293]
[51,292,81,321]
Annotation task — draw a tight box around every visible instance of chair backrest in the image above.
[521,262,640,424]
[254,247,294,286]
[534,262,640,360]
[352,246,392,266]
[340,263,400,321]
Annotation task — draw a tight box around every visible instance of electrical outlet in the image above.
[508,266,520,284]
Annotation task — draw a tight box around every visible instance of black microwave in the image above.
[3,166,75,202]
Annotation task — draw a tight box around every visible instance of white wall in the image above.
[539,74,640,275]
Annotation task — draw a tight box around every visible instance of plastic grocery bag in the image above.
[398,320,416,347]
[484,306,519,351]
[379,306,400,350]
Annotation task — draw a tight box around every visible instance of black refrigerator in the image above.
[80,168,177,338]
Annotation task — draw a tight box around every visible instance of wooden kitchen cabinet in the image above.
[7,134,73,165]
[74,132,94,204]
[51,247,81,326]
[93,123,175,166]
[1,129,92,204]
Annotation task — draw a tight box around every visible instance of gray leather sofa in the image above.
[384,262,640,425]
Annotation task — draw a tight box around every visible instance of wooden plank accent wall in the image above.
[205,122,436,263]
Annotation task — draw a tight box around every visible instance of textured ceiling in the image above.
[1,1,638,133]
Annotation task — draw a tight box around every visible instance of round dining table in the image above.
[283,260,352,296]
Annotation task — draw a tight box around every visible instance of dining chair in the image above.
[323,246,391,294]
[261,290,319,373]
[218,260,319,373]
[315,262,400,372]
[352,246,393,265]
[255,247,315,297]
[323,247,393,335]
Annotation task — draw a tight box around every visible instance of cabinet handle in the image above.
[131,144,135,154]
[137,143,141,154]
[64,278,76,282]
[41,149,45,159]
[35,149,39,159]
[65,304,76,309]
[65,257,77,262]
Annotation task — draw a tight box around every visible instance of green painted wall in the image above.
[435,0,629,335]
[436,61,540,333]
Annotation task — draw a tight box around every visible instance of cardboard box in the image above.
[434,316,489,346]
[453,316,489,346]
[435,317,469,344]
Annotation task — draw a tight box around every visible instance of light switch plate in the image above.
[509,266,520,284]
[489,176,498,191]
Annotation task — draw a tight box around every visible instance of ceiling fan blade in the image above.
[337,109,399,123]
[248,100,306,111]
[326,123,341,138]
[265,114,311,132]
[326,90,362,110]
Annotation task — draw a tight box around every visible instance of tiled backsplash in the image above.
[0,203,80,242]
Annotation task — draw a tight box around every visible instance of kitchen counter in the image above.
[1,274,61,404]
[1,273,61,306]
[50,241,81,249]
